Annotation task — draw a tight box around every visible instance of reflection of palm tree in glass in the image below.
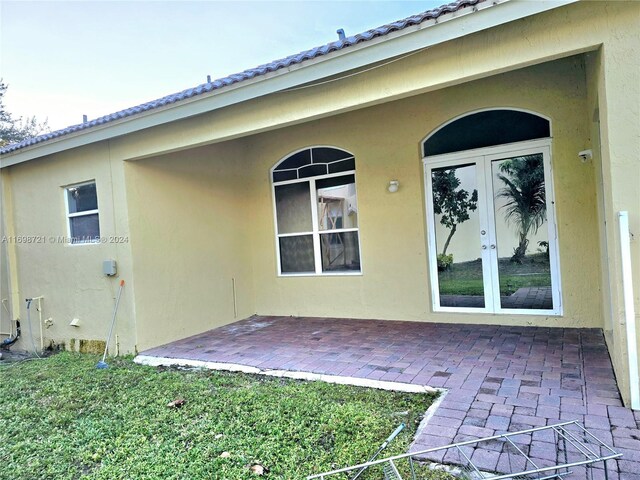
[497,155,546,263]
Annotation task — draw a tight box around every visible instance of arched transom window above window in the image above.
[271,147,361,276]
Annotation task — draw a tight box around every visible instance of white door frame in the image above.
[423,138,562,315]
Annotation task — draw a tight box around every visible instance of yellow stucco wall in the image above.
[116,51,604,354]
[585,34,640,406]
[123,141,255,351]
[245,56,601,328]
[0,143,137,354]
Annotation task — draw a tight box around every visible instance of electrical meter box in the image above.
[103,259,117,276]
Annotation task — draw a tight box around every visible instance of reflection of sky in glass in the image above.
[433,165,480,263]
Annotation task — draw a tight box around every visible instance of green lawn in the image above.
[0,353,448,480]
[438,254,551,296]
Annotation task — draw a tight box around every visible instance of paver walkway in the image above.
[139,316,640,479]
[441,286,553,309]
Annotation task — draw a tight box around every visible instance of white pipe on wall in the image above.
[618,211,640,410]
[37,297,44,352]
[27,296,45,352]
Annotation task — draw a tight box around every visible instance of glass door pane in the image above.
[490,154,554,310]
[430,164,485,308]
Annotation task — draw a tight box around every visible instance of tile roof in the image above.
[0,0,482,155]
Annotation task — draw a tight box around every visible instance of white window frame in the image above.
[423,138,562,315]
[271,147,363,277]
[64,180,100,245]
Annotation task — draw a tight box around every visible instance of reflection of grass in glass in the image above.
[438,253,551,296]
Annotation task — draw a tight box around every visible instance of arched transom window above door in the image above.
[423,109,551,157]
[271,147,361,276]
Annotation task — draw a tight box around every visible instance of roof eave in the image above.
[0,0,578,168]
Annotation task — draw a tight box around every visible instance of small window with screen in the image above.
[65,181,100,244]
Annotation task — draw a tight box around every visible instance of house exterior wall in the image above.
[101,2,640,407]
[0,0,637,405]
[245,56,601,328]
[123,140,255,351]
[0,142,137,354]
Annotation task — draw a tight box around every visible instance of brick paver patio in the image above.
[138,316,640,479]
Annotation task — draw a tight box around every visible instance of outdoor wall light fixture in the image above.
[388,180,399,193]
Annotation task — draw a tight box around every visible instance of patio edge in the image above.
[133,354,443,394]
[133,354,489,473]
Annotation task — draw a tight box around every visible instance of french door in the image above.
[424,139,561,315]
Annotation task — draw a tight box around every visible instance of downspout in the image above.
[1,299,20,347]
[0,169,21,340]
[618,211,640,410]
[0,321,20,347]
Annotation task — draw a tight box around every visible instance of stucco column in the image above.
[597,36,640,407]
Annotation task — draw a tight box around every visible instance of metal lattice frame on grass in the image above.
[307,421,622,480]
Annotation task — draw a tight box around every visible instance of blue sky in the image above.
[1,1,444,131]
